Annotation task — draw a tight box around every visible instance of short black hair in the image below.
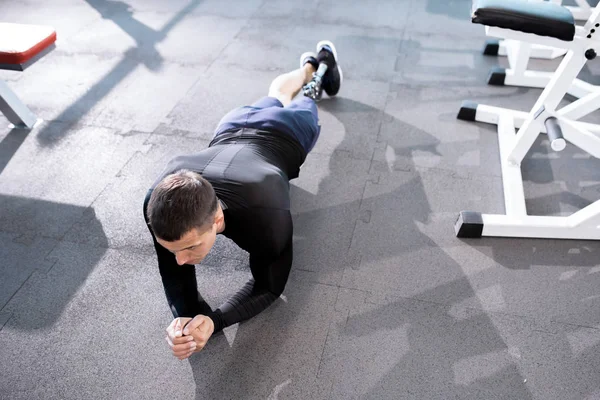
[146,169,218,241]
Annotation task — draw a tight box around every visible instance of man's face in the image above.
[157,224,218,266]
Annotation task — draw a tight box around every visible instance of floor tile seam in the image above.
[308,149,379,163]
[136,70,208,139]
[143,129,213,142]
[229,6,410,34]
[462,307,600,332]
[363,65,394,199]
[313,280,348,400]
[202,0,269,73]
[368,162,503,181]
[0,268,40,313]
[101,6,272,21]
[308,0,321,21]
[39,60,140,129]
[205,61,289,74]
[48,48,213,69]
[49,10,108,42]
[38,240,242,263]
[140,133,382,163]
[314,323,342,399]
[308,16,410,33]
[386,80,514,92]
[206,60,396,82]
[0,230,66,241]
[387,0,413,87]
[402,28,484,41]
[61,6,263,32]
[0,313,11,332]
[331,285,600,332]
[34,120,155,137]
[0,230,62,274]
[405,0,419,29]
[1,232,253,262]
[87,62,157,127]
[373,39,397,145]
[55,149,144,247]
[32,118,154,135]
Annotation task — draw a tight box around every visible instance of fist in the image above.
[165,317,197,360]
[182,315,215,353]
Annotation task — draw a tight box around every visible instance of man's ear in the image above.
[214,209,224,224]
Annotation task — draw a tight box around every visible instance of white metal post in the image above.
[497,115,527,216]
[556,118,600,158]
[456,0,600,241]
[557,90,600,120]
[569,200,600,228]
[510,41,532,76]
[0,78,38,129]
[507,50,587,164]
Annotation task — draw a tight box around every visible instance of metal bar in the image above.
[0,78,38,129]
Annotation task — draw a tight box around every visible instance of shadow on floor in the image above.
[0,195,108,331]
[0,127,29,175]
[426,0,472,20]
[184,93,599,398]
[34,0,202,148]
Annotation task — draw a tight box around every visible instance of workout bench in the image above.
[482,0,598,98]
[456,0,600,240]
[0,23,57,129]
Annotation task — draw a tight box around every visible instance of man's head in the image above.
[146,169,223,265]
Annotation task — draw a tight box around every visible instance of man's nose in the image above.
[176,253,188,265]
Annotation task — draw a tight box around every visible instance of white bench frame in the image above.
[456,6,600,240]
[0,38,55,129]
[0,79,40,129]
[485,0,598,97]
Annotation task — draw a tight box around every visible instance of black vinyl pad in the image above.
[472,0,575,42]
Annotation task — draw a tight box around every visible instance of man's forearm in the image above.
[161,270,214,318]
[209,278,279,332]
[209,237,293,332]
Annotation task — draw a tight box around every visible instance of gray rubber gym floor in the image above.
[2,0,600,399]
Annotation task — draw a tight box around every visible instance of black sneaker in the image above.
[316,40,342,97]
[299,51,319,70]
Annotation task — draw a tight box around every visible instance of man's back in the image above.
[146,40,342,359]
[153,143,290,208]
[143,132,303,332]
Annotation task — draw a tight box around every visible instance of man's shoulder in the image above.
[227,174,290,210]
[148,148,220,189]
[223,206,292,255]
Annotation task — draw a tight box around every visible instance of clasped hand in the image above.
[165,315,215,360]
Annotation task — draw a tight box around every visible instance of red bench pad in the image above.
[0,23,56,65]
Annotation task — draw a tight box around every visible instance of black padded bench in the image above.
[471,0,576,41]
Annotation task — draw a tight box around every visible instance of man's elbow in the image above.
[268,281,287,297]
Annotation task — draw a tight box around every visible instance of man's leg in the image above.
[212,57,316,138]
[268,63,316,106]
[264,44,342,153]
[213,43,341,153]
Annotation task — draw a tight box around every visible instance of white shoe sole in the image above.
[316,40,343,89]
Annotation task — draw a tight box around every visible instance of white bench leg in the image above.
[497,39,566,60]
[0,78,39,129]
[484,0,595,92]
[457,212,600,240]
[456,100,600,240]
[456,31,600,240]
[507,50,588,163]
